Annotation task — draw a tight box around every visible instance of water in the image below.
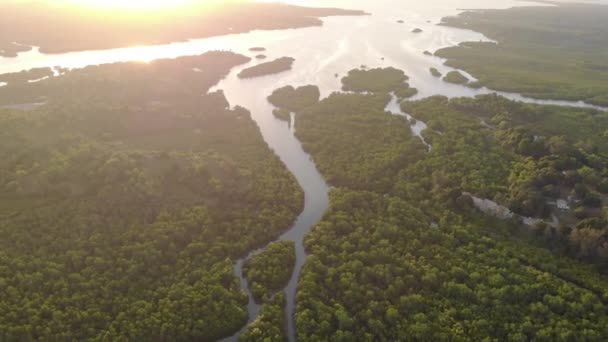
[385,93,432,151]
[0,1,604,340]
[213,60,329,342]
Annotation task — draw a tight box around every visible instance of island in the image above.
[243,241,296,302]
[0,67,54,85]
[255,54,267,59]
[342,67,407,92]
[424,50,433,56]
[0,2,367,56]
[443,70,469,84]
[0,42,32,57]
[273,108,291,121]
[436,4,608,106]
[268,84,321,112]
[249,47,267,52]
[430,67,442,77]
[412,28,423,33]
[237,57,295,79]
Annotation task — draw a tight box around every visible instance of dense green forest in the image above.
[0,52,304,341]
[240,294,287,342]
[436,4,608,106]
[341,67,417,100]
[268,85,321,112]
[243,241,296,303]
[238,57,296,79]
[271,66,608,340]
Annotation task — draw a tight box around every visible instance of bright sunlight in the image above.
[61,0,225,12]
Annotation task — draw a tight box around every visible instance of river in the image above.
[0,0,604,341]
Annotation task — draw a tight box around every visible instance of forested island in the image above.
[243,240,296,303]
[237,57,295,79]
[341,67,417,100]
[0,2,366,56]
[430,67,442,77]
[436,4,608,106]
[268,66,608,340]
[0,51,305,341]
[443,70,469,84]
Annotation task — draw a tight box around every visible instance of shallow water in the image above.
[0,0,602,340]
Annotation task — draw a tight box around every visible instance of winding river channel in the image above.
[1,0,607,340]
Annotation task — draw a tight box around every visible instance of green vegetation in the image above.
[395,85,418,100]
[437,4,608,106]
[0,67,54,85]
[238,57,295,79]
[295,92,426,192]
[0,2,365,55]
[443,70,469,84]
[401,94,608,253]
[267,85,320,112]
[280,67,608,340]
[273,108,291,121]
[243,241,296,303]
[341,67,409,93]
[296,189,608,341]
[430,67,442,78]
[0,52,304,341]
[240,294,287,342]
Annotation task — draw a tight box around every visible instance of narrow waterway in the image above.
[213,59,329,341]
[385,93,432,151]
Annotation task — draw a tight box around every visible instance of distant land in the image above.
[0,2,366,56]
[437,3,608,106]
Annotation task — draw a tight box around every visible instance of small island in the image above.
[412,28,423,33]
[243,241,296,302]
[424,50,433,56]
[0,67,54,85]
[395,85,418,99]
[255,54,267,59]
[342,67,408,93]
[443,70,469,84]
[268,85,320,113]
[249,47,266,52]
[397,20,405,24]
[430,67,442,78]
[237,57,295,79]
[273,108,291,121]
[0,42,32,58]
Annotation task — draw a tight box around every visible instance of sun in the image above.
[62,0,222,12]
